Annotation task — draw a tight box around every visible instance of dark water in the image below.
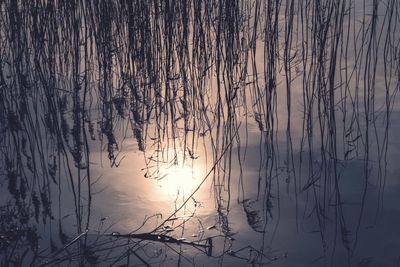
[1,0,400,266]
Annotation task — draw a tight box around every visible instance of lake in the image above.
[1,0,400,266]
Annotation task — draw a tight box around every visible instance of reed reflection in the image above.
[1,0,399,266]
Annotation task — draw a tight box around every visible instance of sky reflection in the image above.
[157,163,202,197]
[1,0,400,266]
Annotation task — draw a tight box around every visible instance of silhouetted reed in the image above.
[1,0,399,265]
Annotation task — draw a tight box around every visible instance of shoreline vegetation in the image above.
[1,0,399,266]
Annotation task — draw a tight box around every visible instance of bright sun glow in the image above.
[157,164,200,196]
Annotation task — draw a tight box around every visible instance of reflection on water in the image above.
[157,164,201,196]
[1,0,400,266]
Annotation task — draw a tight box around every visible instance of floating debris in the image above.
[100,216,109,222]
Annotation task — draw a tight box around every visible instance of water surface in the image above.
[1,0,400,266]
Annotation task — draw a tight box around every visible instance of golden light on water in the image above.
[157,164,201,196]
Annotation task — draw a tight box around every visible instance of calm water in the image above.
[1,0,400,266]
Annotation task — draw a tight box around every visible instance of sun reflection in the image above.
[157,164,200,196]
